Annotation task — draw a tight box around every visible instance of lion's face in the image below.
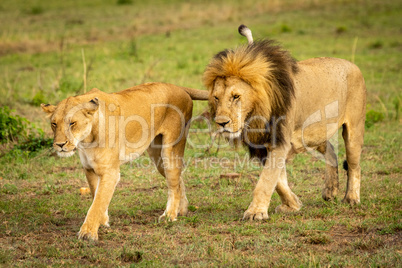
[41,98,99,157]
[210,77,256,139]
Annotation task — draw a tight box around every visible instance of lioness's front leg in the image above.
[84,168,99,199]
[243,149,287,221]
[78,168,120,241]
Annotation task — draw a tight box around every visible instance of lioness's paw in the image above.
[158,211,178,223]
[78,225,99,241]
[100,213,110,228]
[178,198,189,216]
[242,209,268,221]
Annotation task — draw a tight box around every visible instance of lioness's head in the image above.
[41,97,99,157]
[203,38,298,160]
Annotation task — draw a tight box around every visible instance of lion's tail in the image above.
[238,24,254,45]
[183,87,209,100]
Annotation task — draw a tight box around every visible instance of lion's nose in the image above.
[55,141,67,148]
[216,120,230,128]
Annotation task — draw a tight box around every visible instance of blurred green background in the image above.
[0,0,401,266]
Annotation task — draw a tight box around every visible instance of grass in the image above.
[0,0,401,266]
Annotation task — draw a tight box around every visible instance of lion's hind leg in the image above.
[342,121,364,205]
[317,142,339,201]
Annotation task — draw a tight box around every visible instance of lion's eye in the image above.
[214,96,219,102]
[70,122,76,127]
[233,95,240,100]
[51,123,57,128]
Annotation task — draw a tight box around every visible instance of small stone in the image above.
[220,173,241,179]
[80,187,91,195]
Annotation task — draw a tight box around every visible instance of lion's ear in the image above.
[41,103,56,115]
[85,98,99,116]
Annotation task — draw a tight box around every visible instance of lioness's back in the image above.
[115,82,192,106]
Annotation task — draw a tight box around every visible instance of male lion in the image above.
[203,25,366,220]
[41,82,208,241]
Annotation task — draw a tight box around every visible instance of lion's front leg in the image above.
[275,168,302,213]
[78,169,120,241]
[243,150,287,221]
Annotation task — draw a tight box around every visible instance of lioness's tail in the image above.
[183,87,209,100]
[238,24,254,45]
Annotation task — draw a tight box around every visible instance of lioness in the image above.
[41,82,208,241]
[203,25,366,220]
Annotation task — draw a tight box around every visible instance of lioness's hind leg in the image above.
[177,177,189,216]
[275,168,302,213]
[342,121,364,205]
[149,135,188,219]
[148,135,166,177]
[317,142,339,201]
[157,137,188,221]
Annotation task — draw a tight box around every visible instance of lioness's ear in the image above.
[85,98,99,116]
[88,88,100,94]
[41,103,56,114]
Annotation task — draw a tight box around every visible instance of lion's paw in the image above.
[242,209,268,221]
[275,204,301,213]
[322,187,338,201]
[276,196,302,213]
[78,224,99,241]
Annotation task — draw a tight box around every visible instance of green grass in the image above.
[0,0,401,266]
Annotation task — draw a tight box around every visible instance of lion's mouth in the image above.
[220,129,243,139]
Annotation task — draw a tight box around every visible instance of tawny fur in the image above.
[203,27,366,221]
[42,83,208,241]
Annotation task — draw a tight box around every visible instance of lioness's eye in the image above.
[233,95,240,100]
[70,122,76,127]
[51,123,57,128]
[214,96,219,101]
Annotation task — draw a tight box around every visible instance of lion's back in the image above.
[294,57,365,120]
[291,57,366,148]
